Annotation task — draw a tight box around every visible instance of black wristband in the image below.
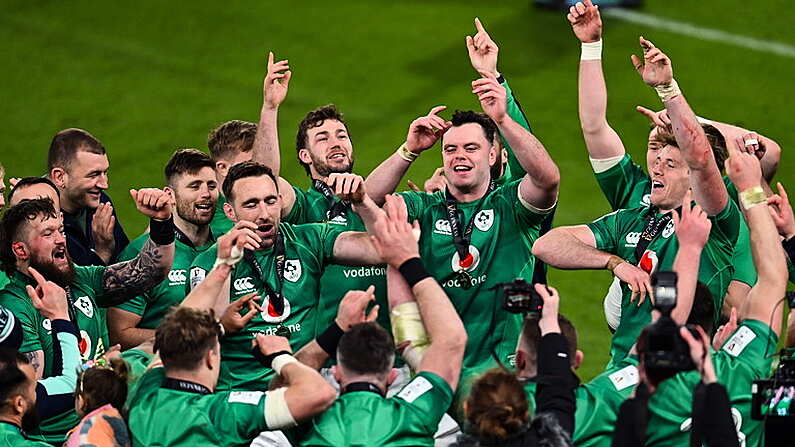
[398,257,431,288]
[783,236,795,262]
[251,348,292,370]
[496,74,506,84]
[317,322,345,356]
[149,216,175,245]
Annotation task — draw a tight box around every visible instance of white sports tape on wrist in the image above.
[272,354,298,375]
[655,79,681,102]
[390,302,430,371]
[580,40,603,61]
[212,245,243,269]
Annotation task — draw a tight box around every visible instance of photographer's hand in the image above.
[536,284,561,335]
[680,326,717,384]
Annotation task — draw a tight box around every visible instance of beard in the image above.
[21,399,40,432]
[175,197,215,227]
[311,150,354,178]
[30,253,76,288]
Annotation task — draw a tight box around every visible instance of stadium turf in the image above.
[1,0,792,380]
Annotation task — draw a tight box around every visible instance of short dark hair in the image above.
[687,282,715,335]
[222,161,279,201]
[207,120,257,162]
[337,322,394,377]
[154,307,222,371]
[7,177,60,204]
[164,149,215,187]
[520,313,578,367]
[47,128,106,171]
[702,124,728,173]
[76,357,129,415]
[295,105,350,176]
[450,110,498,145]
[0,198,59,274]
[0,348,30,411]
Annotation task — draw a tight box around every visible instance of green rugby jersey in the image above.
[0,422,51,447]
[283,186,388,346]
[399,179,551,375]
[211,195,234,238]
[112,230,214,329]
[587,201,741,365]
[188,222,340,391]
[499,77,531,184]
[0,267,111,443]
[644,319,776,446]
[0,271,8,291]
[524,357,639,447]
[127,367,272,447]
[594,153,756,287]
[286,372,452,446]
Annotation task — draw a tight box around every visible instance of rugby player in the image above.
[0,190,175,443]
[47,128,130,265]
[108,149,219,349]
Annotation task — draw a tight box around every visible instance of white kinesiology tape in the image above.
[580,40,603,61]
[390,302,430,371]
[212,245,244,269]
[264,387,297,429]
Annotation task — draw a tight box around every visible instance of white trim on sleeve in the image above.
[589,155,624,174]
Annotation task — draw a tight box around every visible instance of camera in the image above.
[492,278,544,314]
[641,271,696,372]
[751,351,795,446]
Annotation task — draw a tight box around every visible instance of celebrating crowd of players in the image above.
[1,1,794,446]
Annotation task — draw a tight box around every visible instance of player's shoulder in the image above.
[393,371,452,404]
[190,242,219,268]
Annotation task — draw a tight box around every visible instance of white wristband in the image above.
[212,245,243,269]
[655,79,681,103]
[272,354,298,375]
[580,40,603,61]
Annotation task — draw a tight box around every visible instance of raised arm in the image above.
[632,38,727,215]
[472,72,559,209]
[371,194,467,389]
[726,150,788,337]
[250,52,297,216]
[101,189,175,302]
[533,225,652,303]
[568,0,626,160]
[364,107,451,205]
[670,191,712,325]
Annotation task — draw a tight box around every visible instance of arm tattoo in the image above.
[102,239,167,305]
[24,352,41,374]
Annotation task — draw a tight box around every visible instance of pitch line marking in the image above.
[603,8,795,60]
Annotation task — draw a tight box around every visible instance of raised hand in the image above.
[370,194,421,268]
[672,190,712,250]
[335,285,379,331]
[712,307,738,350]
[26,266,69,321]
[465,18,499,77]
[405,106,452,153]
[263,51,292,110]
[423,167,448,193]
[130,188,172,220]
[221,221,263,253]
[725,146,763,192]
[679,325,717,383]
[636,106,672,133]
[613,262,652,305]
[734,132,766,161]
[91,202,116,263]
[327,173,366,203]
[254,334,292,356]
[631,37,673,87]
[567,0,602,43]
[221,293,263,334]
[472,72,507,124]
[767,182,795,239]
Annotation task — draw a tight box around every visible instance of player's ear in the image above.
[297,149,312,166]
[223,201,236,221]
[50,167,67,189]
[163,186,176,205]
[574,349,584,370]
[387,368,399,386]
[515,349,527,372]
[488,143,497,167]
[11,242,28,261]
[331,365,341,383]
[215,161,229,179]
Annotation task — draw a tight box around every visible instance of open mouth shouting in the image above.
[52,246,68,265]
[194,201,214,215]
[256,223,276,240]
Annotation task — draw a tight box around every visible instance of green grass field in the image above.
[2,0,792,380]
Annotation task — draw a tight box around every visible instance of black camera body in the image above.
[751,353,795,446]
[493,278,543,314]
[642,271,696,373]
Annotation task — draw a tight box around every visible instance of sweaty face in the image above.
[441,123,496,194]
[304,119,354,177]
[172,167,219,227]
[63,151,109,210]
[9,183,61,209]
[24,213,75,287]
[649,145,690,211]
[227,175,282,250]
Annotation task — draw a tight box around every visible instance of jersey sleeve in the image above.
[594,154,649,211]
[723,176,740,204]
[76,265,112,307]
[586,210,622,253]
[499,179,555,228]
[212,390,270,442]
[283,186,309,225]
[719,319,778,376]
[395,372,454,433]
[1,297,42,353]
[397,190,432,222]
[710,199,742,247]
[500,76,531,183]
[113,293,147,316]
[116,236,144,263]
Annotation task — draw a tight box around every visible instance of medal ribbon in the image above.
[242,234,286,316]
[312,179,350,220]
[633,206,679,262]
[443,180,497,270]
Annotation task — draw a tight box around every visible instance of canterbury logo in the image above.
[168,270,187,283]
[234,277,255,291]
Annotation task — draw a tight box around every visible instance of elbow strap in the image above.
[264,387,297,429]
[390,302,430,371]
